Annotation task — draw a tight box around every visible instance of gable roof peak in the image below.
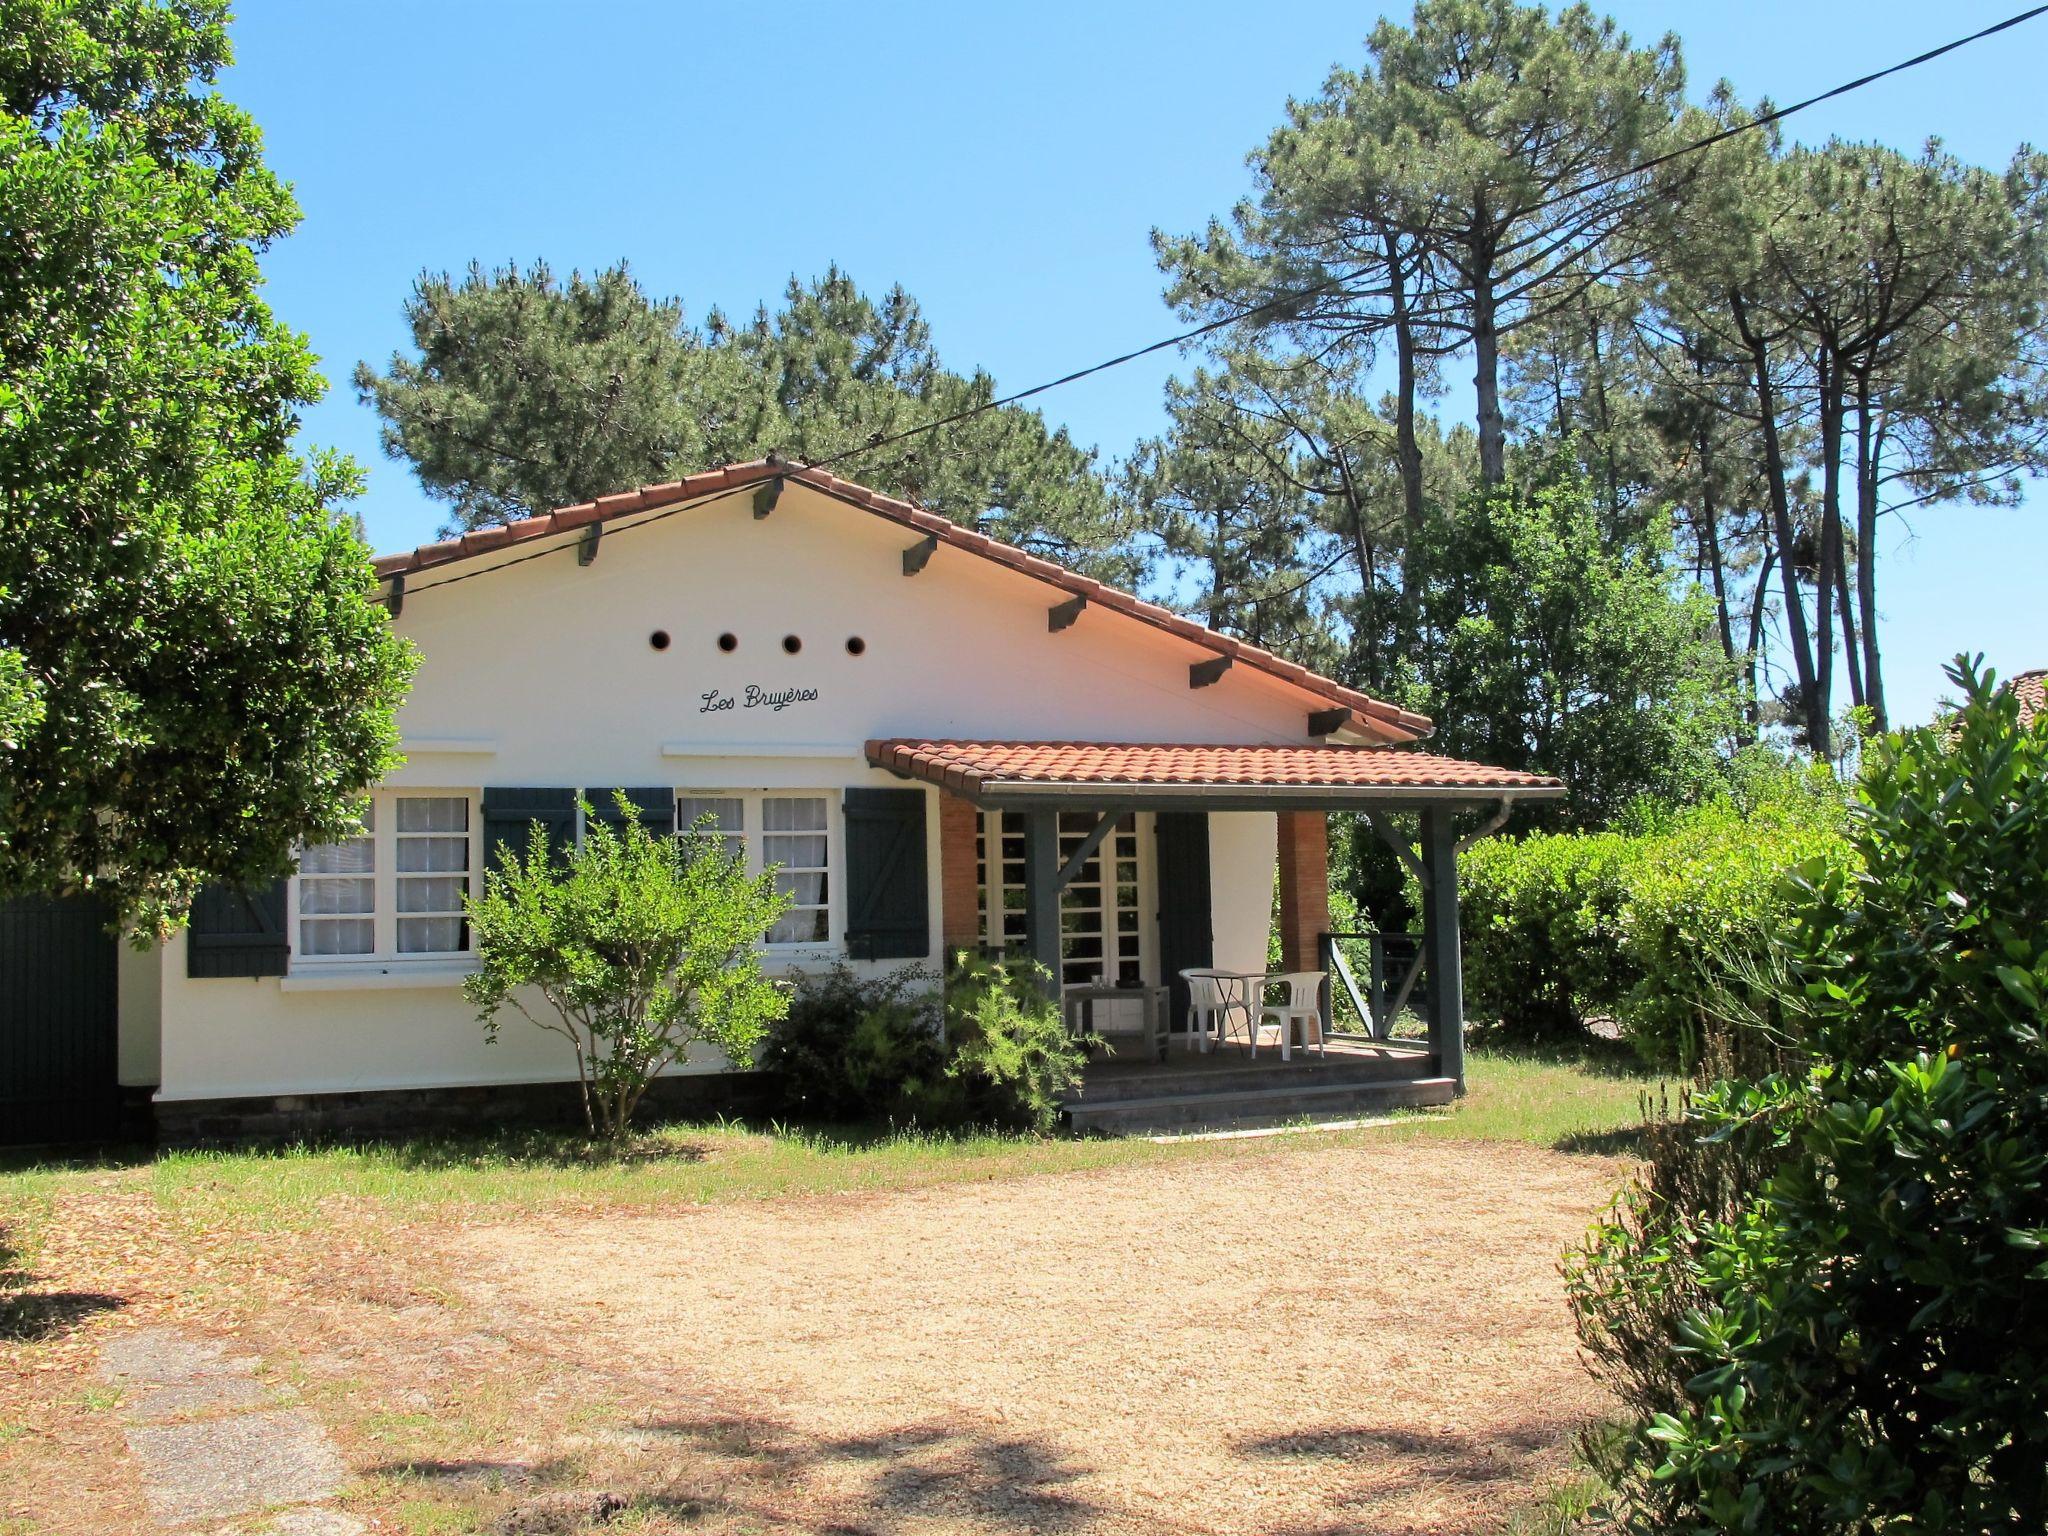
[372,459,1433,745]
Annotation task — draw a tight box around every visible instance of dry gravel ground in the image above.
[456,1138,1621,1535]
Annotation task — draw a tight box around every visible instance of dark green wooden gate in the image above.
[0,895,120,1146]
[1154,812,1213,1033]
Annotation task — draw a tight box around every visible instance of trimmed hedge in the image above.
[1463,762,1853,1064]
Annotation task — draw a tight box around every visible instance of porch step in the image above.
[1074,1049,1436,1105]
[1062,1076,1457,1137]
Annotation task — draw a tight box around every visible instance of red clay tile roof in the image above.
[2011,670,2046,729]
[371,459,1433,746]
[865,740,1566,800]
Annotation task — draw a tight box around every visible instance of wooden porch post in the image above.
[1021,807,1063,996]
[1420,805,1466,1090]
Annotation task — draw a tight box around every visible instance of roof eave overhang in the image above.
[961,780,1567,812]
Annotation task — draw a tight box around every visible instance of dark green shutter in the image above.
[481,787,579,873]
[585,787,675,838]
[1155,812,1213,1032]
[187,879,290,978]
[842,787,929,960]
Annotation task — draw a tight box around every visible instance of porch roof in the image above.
[865,739,1566,809]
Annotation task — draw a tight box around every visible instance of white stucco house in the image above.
[4,459,1562,1144]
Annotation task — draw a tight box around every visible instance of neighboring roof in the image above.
[370,459,1433,746]
[865,739,1566,806]
[2010,669,2046,728]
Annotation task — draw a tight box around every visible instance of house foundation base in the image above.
[152,1071,772,1148]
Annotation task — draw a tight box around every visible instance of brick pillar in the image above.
[1275,810,1330,974]
[938,790,982,954]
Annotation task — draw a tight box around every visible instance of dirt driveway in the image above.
[455,1138,1620,1535]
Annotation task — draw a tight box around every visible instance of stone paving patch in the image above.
[100,1326,351,1530]
[262,1505,369,1535]
[126,1407,346,1527]
[100,1330,268,1420]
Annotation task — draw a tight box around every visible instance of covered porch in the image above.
[867,739,1566,1132]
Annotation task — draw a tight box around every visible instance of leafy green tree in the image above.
[353,260,722,531]
[1161,0,1688,487]
[0,0,414,931]
[1570,658,2048,1531]
[464,797,792,1139]
[359,263,1136,581]
[1387,451,1742,826]
[1126,345,1473,676]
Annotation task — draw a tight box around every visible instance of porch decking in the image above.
[1061,1035,1455,1136]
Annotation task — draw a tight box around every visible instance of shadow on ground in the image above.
[638,1413,1104,1534]
[0,1229,124,1342]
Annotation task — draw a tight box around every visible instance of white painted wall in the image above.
[148,484,1313,1102]
[1207,813,1279,975]
[115,938,162,1088]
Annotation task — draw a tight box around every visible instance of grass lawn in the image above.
[0,1043,1658,1535]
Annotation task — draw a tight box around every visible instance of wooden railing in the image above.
[1318,929,1431,1042]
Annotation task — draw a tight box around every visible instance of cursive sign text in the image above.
[699,684,820,715]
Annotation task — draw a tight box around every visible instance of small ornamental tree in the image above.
[1568,657,2048,1532]
[463,796,791,1138]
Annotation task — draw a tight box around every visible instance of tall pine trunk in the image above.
[1385,230,1426,545]
[1815,349,1843,735]
[1470,240,1506,485]
[1854,377,1889,731]
[1732,289,1826,757]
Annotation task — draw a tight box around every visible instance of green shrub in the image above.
[1462,763,1850,1063]
[942,952,1095,1134]
[1463,826,1634,1040]
[759,963,946,1125]
[1568,657,2048,1533]
[762,955,1092,1134]
[464,794,791,1138]
[1611,773,1850,1065]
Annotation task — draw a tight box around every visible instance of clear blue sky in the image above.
[224,0,2044,727]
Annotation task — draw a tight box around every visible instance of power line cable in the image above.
[390,4,2048,602]
[790,3,2048,481]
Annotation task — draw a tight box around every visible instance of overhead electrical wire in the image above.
[790,3,2048,480]
[391,3,2048,601]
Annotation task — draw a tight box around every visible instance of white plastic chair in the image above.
[1179,969,1234,1054]
[1261,971,1327,1062]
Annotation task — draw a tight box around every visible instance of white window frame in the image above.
[976,809,1154,987]
[675,789,842,956]
[289,790,480,973]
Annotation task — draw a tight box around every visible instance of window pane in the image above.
[762,796,826,832]
[775,870,827,906]
[763,833,826,868]
[397,916,466,953]
[301,877,373,915]
[677,796,744,833]
[301,917,373,956]
[767,909,829,945]
[397,797,468,833]
[397,836,469,873]
[397,876,467,913]
[301,838,373,876]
